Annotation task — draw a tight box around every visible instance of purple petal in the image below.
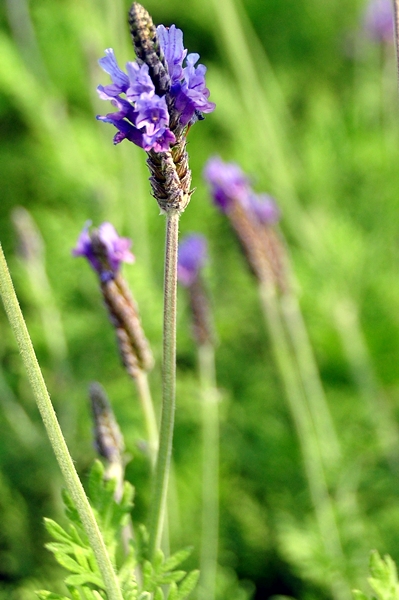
[142,127,176,152]
[173,54,215,125]
[157,24,187,82]
[98,49,129,91]
[96,114,145,147]
[126,62,155,101]
[134,93,170,135]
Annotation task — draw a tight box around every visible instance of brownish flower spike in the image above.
[128,2,170,96]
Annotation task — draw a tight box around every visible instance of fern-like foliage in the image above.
[36,461,199,600]
[353,552,399,600]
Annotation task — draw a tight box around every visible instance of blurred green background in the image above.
[1,0,399,598]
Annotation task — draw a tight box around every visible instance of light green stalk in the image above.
[259,280,351,600]
[148,210,180,559]
[0,245,123,600]
[198,342,219,600]
[279,287,341,468]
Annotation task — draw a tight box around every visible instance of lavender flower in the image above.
[72,222,134,282]
[363,0,394,43]
[203,157,285,289]
[178,234,213,345]
[177,234,208,287]
[96,18,215,151]
[204,156,280,226]
[203,156,250,212]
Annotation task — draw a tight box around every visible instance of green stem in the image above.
[279,289,341,467]
[148,210,180,559]
[0,245,123,600]
[258,280,350,600]
[135,369,159,468]
[198,342,219,600]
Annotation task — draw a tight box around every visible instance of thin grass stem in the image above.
[279,288,341,468]
[198,342,219,600]
[258,280,351,600]
[148,210,180,560]
[0,245,124,600]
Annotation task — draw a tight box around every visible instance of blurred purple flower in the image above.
[73,222,134,281]
[203,156,251,212]
[363,0,394,43]
[177,234,208,286]
[204,156,281,225]
[97,21,215,150]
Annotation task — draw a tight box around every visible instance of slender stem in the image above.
[198,342,219,600]
[279,289,341,467]
[148,210,180,559]
[258,280,350,600]
[393,0,399,90]
[135,369,159,468]
[0,245,123,600]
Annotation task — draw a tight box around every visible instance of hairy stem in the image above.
[0,245,123,600]
[198,342,219,600]
[148,210,179,559]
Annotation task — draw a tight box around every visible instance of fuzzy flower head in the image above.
[177,234,208,287]
[363,0,394,43]
[96,13,215,151]
[73,222,134,282]
[204,156,281,225]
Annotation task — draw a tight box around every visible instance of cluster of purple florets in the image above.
[97,25,215,152]
[204,156,280,226]
[73,222,134,281]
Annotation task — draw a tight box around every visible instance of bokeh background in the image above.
[1,0,399,598]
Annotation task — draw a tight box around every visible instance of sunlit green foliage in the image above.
[36,461,199,600]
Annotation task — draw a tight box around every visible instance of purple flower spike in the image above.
[73,222,134,281]
[363,0,394,43]
[203,156,251,212]
[204,156,282,225]
[177,234,208,286]
[97,10,214,153]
